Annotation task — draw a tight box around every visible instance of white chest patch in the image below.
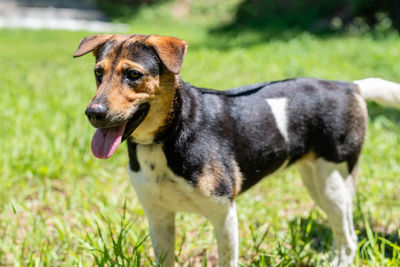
[128,144,230,219]
[265,97,289,142]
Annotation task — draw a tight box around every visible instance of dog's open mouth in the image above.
[91,103,150,159]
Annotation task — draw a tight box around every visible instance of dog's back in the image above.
[155,78,366,195]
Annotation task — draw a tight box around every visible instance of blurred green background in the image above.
[0,0,399,266]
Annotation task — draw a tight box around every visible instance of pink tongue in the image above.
[91,122,126,159]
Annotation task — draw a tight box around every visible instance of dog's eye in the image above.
[94,68,104,82]
[126,70,142,82]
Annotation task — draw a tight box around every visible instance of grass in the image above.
[0,13,399,266]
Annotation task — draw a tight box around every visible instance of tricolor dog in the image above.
[74,34,400,266]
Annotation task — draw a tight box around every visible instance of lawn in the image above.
[0,15,399,266]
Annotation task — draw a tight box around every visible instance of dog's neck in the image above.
[152,80,185,143]
[129,74,183,144]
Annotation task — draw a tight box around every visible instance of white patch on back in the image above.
[265,97,289,142]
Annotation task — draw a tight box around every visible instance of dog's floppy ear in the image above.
[145,35,188,74]
[73,34,114,58]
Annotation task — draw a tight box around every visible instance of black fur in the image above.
[126,41,160,77]
[127,142,140,172]
[96,40,116,62]
[128,78,364,197]
[97,35,160,77]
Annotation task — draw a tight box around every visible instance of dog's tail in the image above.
[354,78,400,109]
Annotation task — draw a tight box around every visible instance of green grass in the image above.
[0,15,400,266]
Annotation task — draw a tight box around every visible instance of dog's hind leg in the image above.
[298,159,357,267]
[208,201,239,267]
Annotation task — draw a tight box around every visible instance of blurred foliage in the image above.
[93,0,162,22]
[217,0,400,34]
[94,0,400,35]
[94,0,240,26]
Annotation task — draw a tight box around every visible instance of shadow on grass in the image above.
[206,5,337,50]
[94,0,163,21]
[207,0,400,49]
[367,102,400,124]
[274,201,400,265]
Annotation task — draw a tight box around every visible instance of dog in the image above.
[74,34,400,266]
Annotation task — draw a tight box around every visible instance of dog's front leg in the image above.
[144,207,176,266]
[128,168,176,266]
[209,201,239,267]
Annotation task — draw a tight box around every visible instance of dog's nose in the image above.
[85,104,108,121]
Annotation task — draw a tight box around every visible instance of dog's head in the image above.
[74,34,187,159]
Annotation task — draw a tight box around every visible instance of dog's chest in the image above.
[128,144,229,216]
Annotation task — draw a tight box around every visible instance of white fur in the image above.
[354,78,400,109]
[128,144,238,266]
[297,159,357,267]
[265,97,289,142]
[211,202,239,267]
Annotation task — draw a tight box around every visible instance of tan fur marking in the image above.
[145,35,188,74]
[95,59,111,73]
[130,73,178,144]
[197,157,243,199]
[352,83,361,94]
[110,34,136,44]
[104,60,155,120]
[231,159,243,199]
[106,72,158,113]
[353,92,368,133]
[342,92,368,156]
[116,60,147,75]
[197,172,219,198]
[198,160,225,197]
[295,151,318,165]
[73,34,114,58]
